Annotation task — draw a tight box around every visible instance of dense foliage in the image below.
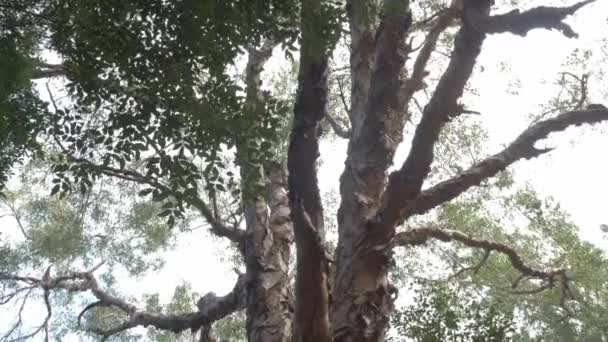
[1,0,608,341]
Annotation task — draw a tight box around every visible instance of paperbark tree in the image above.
[1,0,607,341]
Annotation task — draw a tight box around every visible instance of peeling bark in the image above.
[332,2,412,341]
[329,2,599,341]
[240,41,294,342]
[243,163,294,342]
[378,0,492,234]
[5,1,603,341]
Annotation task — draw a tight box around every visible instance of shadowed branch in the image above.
[393,225,575,314]
[0,264,247,341]
[468,0,596,38]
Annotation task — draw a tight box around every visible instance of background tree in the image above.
[1,0,608,341]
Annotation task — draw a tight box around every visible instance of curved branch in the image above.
[469,0,596,38]
[0,265,247,340]
[379,1,492,230]
[67,157,246,248]
[379,0,595,232]
[392,226,570,291]
[393,225,576,316]
[404,106,608,219]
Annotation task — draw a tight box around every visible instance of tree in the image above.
[1,0,608,341]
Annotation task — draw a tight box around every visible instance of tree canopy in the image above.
[1,0,608,341]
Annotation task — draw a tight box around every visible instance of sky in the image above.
[2,0,608,340]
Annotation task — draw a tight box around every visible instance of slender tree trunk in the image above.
[242,164,293,342]
[288,0,337,341]
[240,41,294,342]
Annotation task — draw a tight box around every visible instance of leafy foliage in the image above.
[0,1,49,192]
[0,0,607,341]
[389,283,515,342]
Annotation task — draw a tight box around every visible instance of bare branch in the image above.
[324,74,352,139]
[325,114,351,139]
[0,286,34,306]
[379,1,596,233]
[468,0,596,38]
[0,265,247,341]
[1,288,33,341]
[32,64,66,80]
[392,226,571,297]
[558,72,588,110]
[335,76,351,115]
[403,8,459,104]
[1,197,30,240]
[45,83,60,113]
[449,249,490,280]
[403,106,608,219]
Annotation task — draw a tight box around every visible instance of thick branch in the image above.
[0,265,247,340]
[241,39,294,342]
[31,64,66,80]
[405,106,608,218]
[379,0,595,231]
[470,0,596,38]
[331,3,413,340]
[378,1,492,230]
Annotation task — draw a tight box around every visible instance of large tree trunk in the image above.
[332,2,412,341]
[240,41,294,342]
[331,1,498,340]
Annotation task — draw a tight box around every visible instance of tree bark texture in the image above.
[243,163,294,342]
[3,1,604,341]
[288,0,335,341]
[332,1,412,341]
[240,41,294,342]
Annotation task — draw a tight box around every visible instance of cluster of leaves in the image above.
[1,159,181,277]
[389,282,515,342]
[386,100,608,341]
[0,0,49,192]
[391,185,608,341]
[33,0,318,215]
